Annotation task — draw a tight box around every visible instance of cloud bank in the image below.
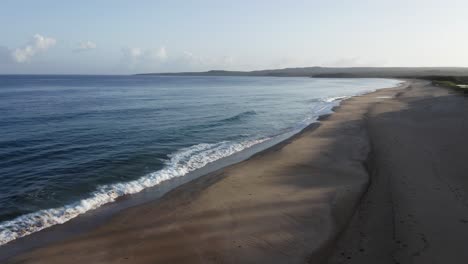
[12,34,56,63]
[122,47,167,62]
[117,46,240,73]
[120,47,168,70]
[74,41,97,52]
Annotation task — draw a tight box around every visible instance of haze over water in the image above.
[0,75,400,244]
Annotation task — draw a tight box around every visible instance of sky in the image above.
[0,0,467,74]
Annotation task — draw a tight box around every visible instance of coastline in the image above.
[5,80,409,263]
[0,77,396,251]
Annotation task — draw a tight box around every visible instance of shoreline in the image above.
[4,80,408,263]
[0,121,313,261]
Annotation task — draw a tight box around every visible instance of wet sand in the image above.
[8,80,468,263]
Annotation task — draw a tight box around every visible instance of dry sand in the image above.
[7,80,468,263]
[327,80,468,263]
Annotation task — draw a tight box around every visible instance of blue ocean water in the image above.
[0,75,401,245]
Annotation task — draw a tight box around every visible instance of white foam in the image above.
[322,96,349,103]
[0,138,269,246]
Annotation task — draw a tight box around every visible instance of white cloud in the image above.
[126,47,143,58]
[74,41,97,52]
[151,47,167,60]
[12,34,56,63]
[180,51,203,65]
[120,46,168,70]
[176,51,234,69]
[121,47,143,64]
[117,46,238,73]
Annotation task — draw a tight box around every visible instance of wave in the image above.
[182,110,257,132]
[302,96,350,104]
[0,137,269,246]
[218,110,256,123]
[321,96,349,103]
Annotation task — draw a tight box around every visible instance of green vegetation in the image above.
[427,76,468,94]
[433,80,459,88]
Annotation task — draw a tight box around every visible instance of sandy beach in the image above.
[6,79,468,264]
[327,80,468,263]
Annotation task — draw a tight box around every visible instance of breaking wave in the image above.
[0,137,269,246]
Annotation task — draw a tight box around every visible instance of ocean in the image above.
[0,75,401,245]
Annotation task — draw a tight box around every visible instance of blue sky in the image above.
[1,0,467,74]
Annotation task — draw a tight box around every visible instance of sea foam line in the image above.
[0,138,269,246]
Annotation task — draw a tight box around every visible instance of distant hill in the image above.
[136,67,468,79]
